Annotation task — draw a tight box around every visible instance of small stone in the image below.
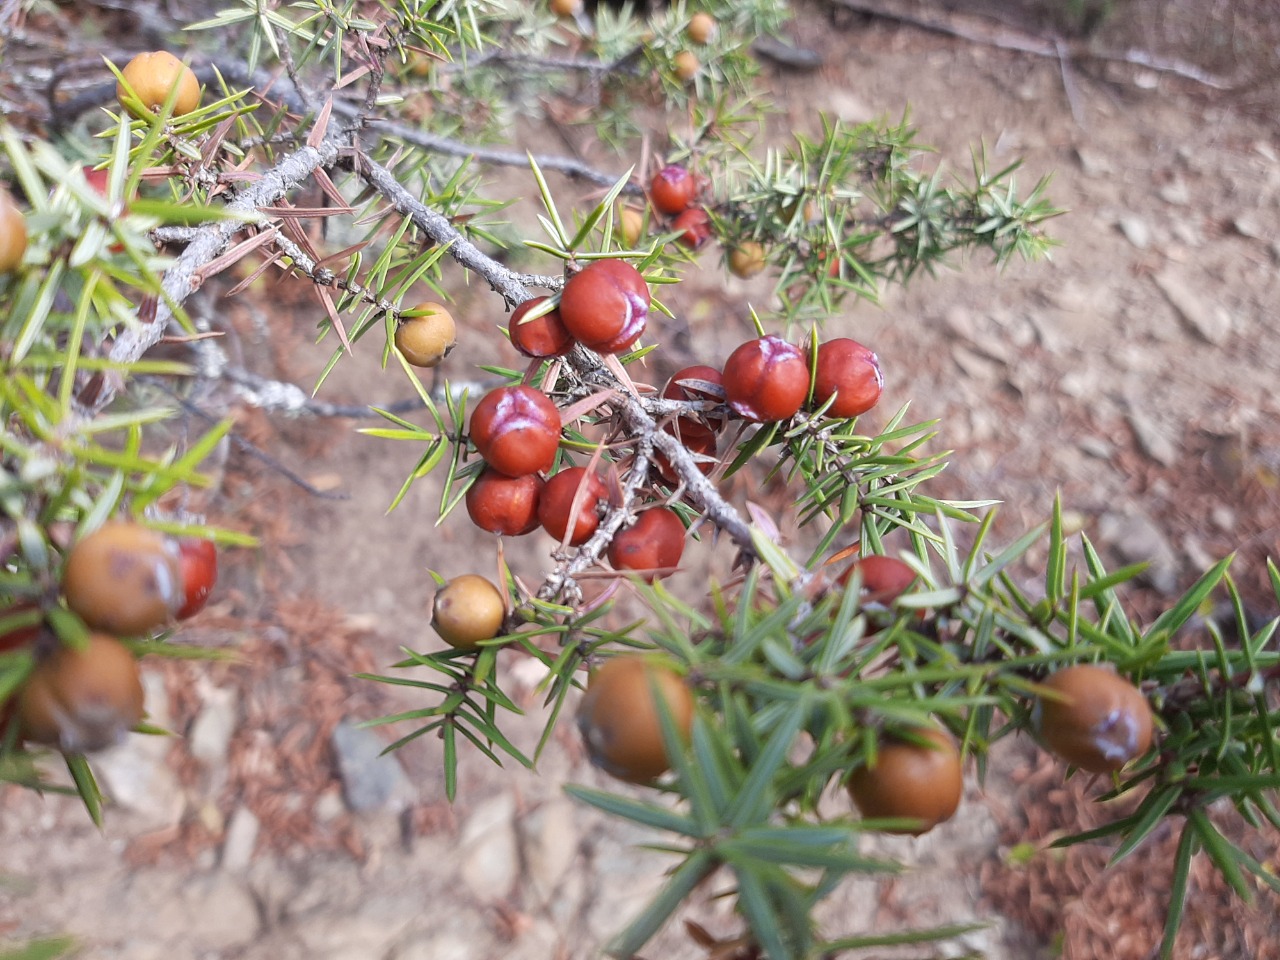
[519,798,579,906]
[1125,409,1179,467]
[459,793,520,900]
[94,672,184,830]
[1096,511,1179,594]
[1078,437,1113,460]
[330,720,414,813]
[221,805,260,872]
[1159,179,1191,206]
[1232,214,1264,239]
[180,872,262,952]
[1210,506,1236,531]
[1117,215,1150,249]
[189,684,238,770]
[1075,146,1112,177]
[1154,268,1232,344]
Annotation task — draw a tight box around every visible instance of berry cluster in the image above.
[0,521,217,754]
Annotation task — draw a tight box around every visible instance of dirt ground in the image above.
[3,1,1279,958]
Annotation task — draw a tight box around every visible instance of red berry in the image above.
[538,467,606,545]
[650,165,697,216]
[837,555,917,605]
[722,335,809,423]
[469,385,562,478]
[655,429,718,485]
[466,468,544,536]
[608,508,685,581]
[176,538,218,620]
[812,339,883,418]
[509,296,574,359]
[558,260,650,354]
[672,207,712,249]
[662,364,724,439]
[0,603,42,653]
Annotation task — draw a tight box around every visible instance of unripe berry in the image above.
[17,634,145,753]
[728,241,767,279]
[558,259,650,354]
[1035,665,1154,774]
[847,726,963,835]
[672,207,712,250]
[395,302,457,368]
[62,521,183,635]
[608,508,685,581]
[466,468,544,536]
[687,12,717,44]
[722,335,809,423]
[176,538,218,620]
[619,207,645,248]
[577,656,694,783]
[650,165,697,216]
[117,51,201,118]
[538,467,606,546]
[469,385,562,478]
[673,51,700,82]
[0,189,27,273]
[508,296,574,359]
[662,364,724,439]
[432,574,506,649]
[812,338,883,418]
[549,0,583,17]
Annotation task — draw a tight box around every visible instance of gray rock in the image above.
[331,720,414,813]
[1117,215,1151,249]
[519,798,579,907]
[1097,511,1179,594]
[180,872,262,952]
[93,672,185,831]
[1125,409,1180,467]
[1233,214,1265,239]
[458,793,520,900]
[189,684,238,772]
[1159,179,1191,206]
[221,805,260,872]
[1154,268,1232,344]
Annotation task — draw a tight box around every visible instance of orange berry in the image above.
[1035,665,1154,774]
[117,51,201,118]
[0,189,27,273]
[673,51,700,82]
[395,302,457,368]
[728,241,766,279]
[577,656,694,783]
[687,12,717,44]
[847,726,962,835]
[62,521,183,635]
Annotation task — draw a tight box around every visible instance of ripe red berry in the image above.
[538,467,607,546]
[837,554,917,606]
[1035,665,1154,774]
[176,538,218,620]
[672,207,712,250]
[62,520,183,635]
[509,296,574,359]
[812,339,883,418]
[608,508,685,581]
[17,633,145,753]
[721,335,809,423]
[469,385,562,478]
[847,726,963,835]
[466,468,544,536]
[655,428,718,485]
[577,656,694,783]
[650,165,697,216]
[558,260,650,354]
[662,364,724,439]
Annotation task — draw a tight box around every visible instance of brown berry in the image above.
[728,241,766,279]
[687,12,717,44]
[673,51,700,82]
[650,165,697,216]
[466,468,544,536]
[509,297,574,359]
[116,51,201,118]
[62,521,183,635]
[847,726,963,835]
[469,385,562,478]
[17,634,145,753]
[395,302,457,368]
[558,259,650,354]
[608,508,685,581]
[432,574,506,649]
[662,364,724,439]
[672,207,712,250]
[538,467,606,546]
[812,339,883,418]
[0,189,27,273]
[550,0,583,16]
[1035,665,1154,774]
[722,335,809,423]
[577,656,694,783]
[837,554,916,606]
